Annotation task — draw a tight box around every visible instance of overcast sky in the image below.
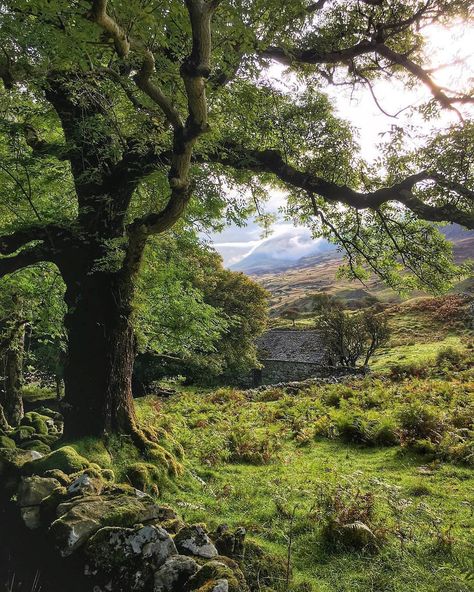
[206,22,474,267]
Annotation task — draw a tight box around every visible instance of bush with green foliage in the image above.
[320,308,390,367]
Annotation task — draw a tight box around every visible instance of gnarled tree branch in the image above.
[208,143,474,229]
[0,244,52,278]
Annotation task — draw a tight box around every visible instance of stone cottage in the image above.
[252,329,329,385]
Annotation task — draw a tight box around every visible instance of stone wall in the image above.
[248,360,362,386]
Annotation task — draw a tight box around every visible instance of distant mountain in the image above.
[230,231,337,274]
[231,224,474,276]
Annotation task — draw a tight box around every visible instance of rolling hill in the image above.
[233,225,474,314]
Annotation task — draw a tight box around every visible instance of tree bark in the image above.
[0,403,9,432]
[0,318,26,427]
[61,260,140,440]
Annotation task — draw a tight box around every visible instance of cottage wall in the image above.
[257,360,361,385]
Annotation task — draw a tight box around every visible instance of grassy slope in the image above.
[271,296,472,375]
[132,355,474,591]
[57,300,473,592]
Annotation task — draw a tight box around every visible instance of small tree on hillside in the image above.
[362,310,391,366]
[320,309,390,367]
[281,308,300,327]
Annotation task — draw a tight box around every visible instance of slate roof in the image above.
[256,330,326,364]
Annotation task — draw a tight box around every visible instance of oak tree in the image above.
[0,0,472,438]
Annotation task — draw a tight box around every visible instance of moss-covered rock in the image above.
[67,471,104,496]
[214,526,246,559]
[84,524,177,589]
[21,412,50,435]
[42,469,71,486]
[22,446,90,476]
[39,485,69,525]
[19,439,51,455]
[11,425,36,443]
[50,492,165,556]
[175,525,218,559]
[240,540,287,592]
[0,448,43,480]
[36,406,63,422]
[161,518,186,534]
[0,434,16,449]
[186,559,248,592]
[17,475,61,529]
[154,555,199,592]
[34,433,60,446]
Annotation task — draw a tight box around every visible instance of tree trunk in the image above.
[61,266,139,439]
[0,403,9,432]
[0,320,25,426]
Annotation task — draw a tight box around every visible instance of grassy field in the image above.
[59,297,474,591]
[123,349,474,592]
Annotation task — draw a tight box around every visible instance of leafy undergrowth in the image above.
[131,359,474,592]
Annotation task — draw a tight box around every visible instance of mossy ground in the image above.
[33,301,473,591]
[130,352,474,591]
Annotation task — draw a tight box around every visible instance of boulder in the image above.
[209,580,229,592]
[11,425,36,443]
[18,475,61,507]
[50,493,164,556]
[18,439,51,455]
[186,559,248,592]
[22,446,90,476]
[153,555,199,592]
[0,448,43,478]
[0,434,16,449]
[36,406,63,422]
[85,525,177,589]
[174,525,218,559]
[214,525,246,559]
[67,472,103,496]
[17,475,61,529]
[42,469,72,486]
[20,412,50,435]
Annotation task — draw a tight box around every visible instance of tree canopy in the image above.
[0,0,472,437]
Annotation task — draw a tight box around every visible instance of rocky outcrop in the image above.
[154,555,199,592]
[0,440,254,592]
[0,405,257,592]
[51,491,164,556]
[174,524,218,559]
[17,475,61,529]
[85,524,177,590]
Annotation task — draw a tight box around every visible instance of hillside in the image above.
[240,226,474,315]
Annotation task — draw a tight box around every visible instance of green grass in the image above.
[371,334,466,371]
[131,361,474,592]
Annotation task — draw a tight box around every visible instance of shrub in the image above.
[321,386,354,408]
[390,362,430,381]
[313,415,335,439]
[438,431,474,467]
[228,427,280,464]
[335,413,369,444]
[314,484,383,552]
[208,387,246,405]
[407,438,438,457]
[436,346,464,368]
[397,403,444,443]
[370,418,400,447]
